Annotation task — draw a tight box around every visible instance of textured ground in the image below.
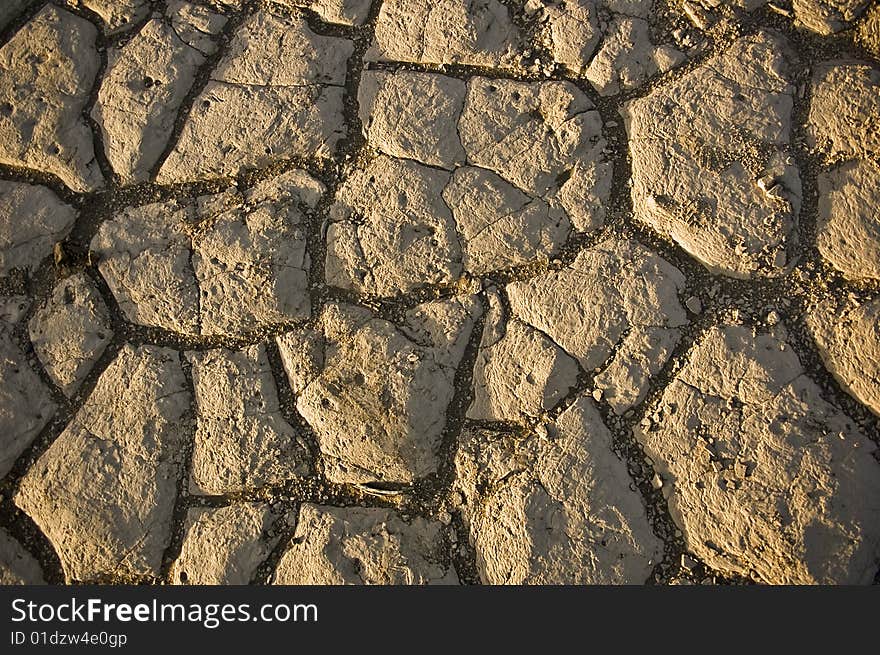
[1,0,879,585]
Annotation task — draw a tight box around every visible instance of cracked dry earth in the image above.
[1,0,879,587]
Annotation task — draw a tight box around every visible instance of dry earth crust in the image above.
[0,0,879,586]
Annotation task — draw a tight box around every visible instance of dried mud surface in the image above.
[1,0,879,585]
